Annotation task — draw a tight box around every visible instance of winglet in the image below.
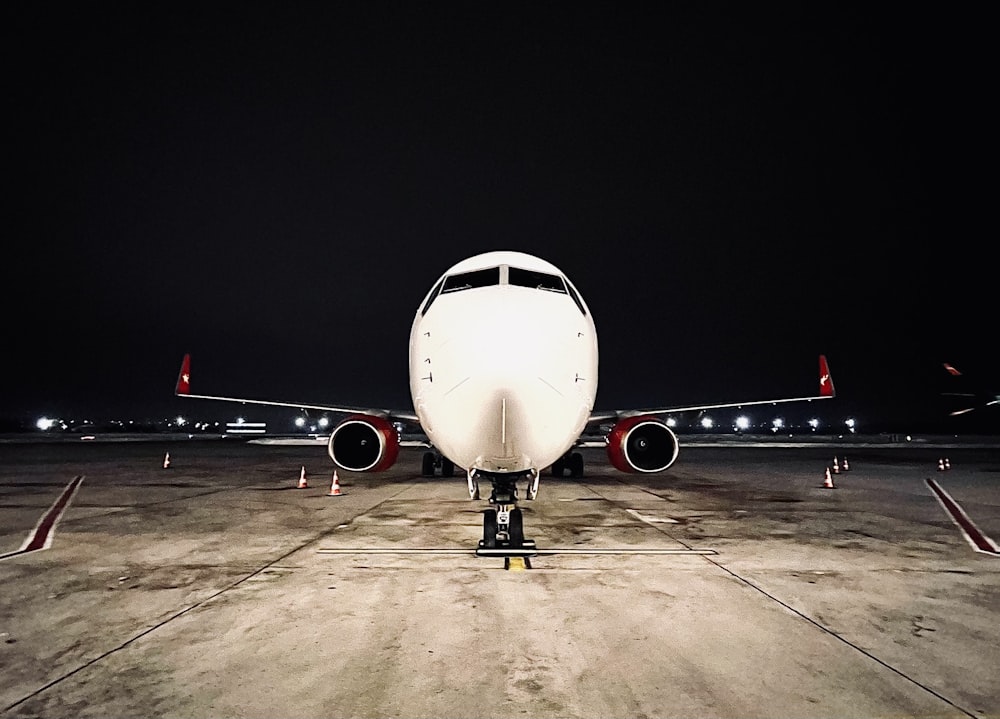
[819,354,835,397]
[175,354,192,396]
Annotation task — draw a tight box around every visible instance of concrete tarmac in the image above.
[1,439,998,718]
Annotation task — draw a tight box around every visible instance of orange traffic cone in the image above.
[162,452,171,469]
[937,458,946,472]
[823,467,835,489]
[327,470,343,496]
[832,456,840,474]
[842,457,850,472]
[297,466,308,488]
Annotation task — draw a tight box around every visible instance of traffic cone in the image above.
[297,466,308,488]
[162,452,171,469]
[832,456,840,474]
[842,457,850,472]
[327,470,343,496]
[823,467,835,488]
[937,458,946,472]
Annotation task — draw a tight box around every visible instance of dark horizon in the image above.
[6,7,993,434]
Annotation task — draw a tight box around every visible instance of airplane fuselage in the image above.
[409,252,598,475]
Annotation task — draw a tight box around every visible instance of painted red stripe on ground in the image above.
[1,476,86,560]
[925,478,1000,556]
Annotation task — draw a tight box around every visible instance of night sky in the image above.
[5,6,995,432]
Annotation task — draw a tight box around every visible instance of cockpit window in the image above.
[420,277,445,316]
[440,266,500,294]
[564,281,587,316]
[507,267,567,294]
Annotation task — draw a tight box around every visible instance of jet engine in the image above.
[606,415,679,473]
[327,415,400,472]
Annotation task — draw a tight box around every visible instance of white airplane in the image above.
[175,250,834,554]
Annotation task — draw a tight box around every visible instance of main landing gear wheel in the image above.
[550,451,584,478]
[422,452,456,478]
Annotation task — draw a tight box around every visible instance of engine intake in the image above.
[606,415,679,473]
[327,415,400,472]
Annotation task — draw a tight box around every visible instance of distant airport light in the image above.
[36,417,56,431]
[318,417,329,428]
[808,418,820,430]
[771,418,784,433]
[295,416,307,428]
[666,417,677,428]
[700,417,714,430]
[735,416,750,431]
[175,416,186,427]
[845,418,856,433]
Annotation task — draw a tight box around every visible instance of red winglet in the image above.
[819,354,835,397]
[175,354,192,396]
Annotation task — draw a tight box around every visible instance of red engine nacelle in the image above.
[327,415,400,472]
[606,415,679,473]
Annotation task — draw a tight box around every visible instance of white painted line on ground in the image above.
[316,547,717,556]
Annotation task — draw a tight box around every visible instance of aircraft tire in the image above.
[483,509,498,548]
[508,508,524,548]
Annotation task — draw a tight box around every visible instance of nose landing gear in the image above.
[474,470,537,557]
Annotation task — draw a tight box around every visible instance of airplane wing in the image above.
[586,354,835,424]
[940,362,999,416]
[174,354,421,424]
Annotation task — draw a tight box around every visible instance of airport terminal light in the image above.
[665,417,677,428]
[295,416,307,428]
[175,416,186,427]
[771,417,784,433]
[845,418,856,433]
[318,417,329,429]
[36,417,56,431]
[700,416,714,430]
[735,415,750,431]
[808,418,820,430]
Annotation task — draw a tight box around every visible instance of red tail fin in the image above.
[175,354,192,396]
[819,355,835,397]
